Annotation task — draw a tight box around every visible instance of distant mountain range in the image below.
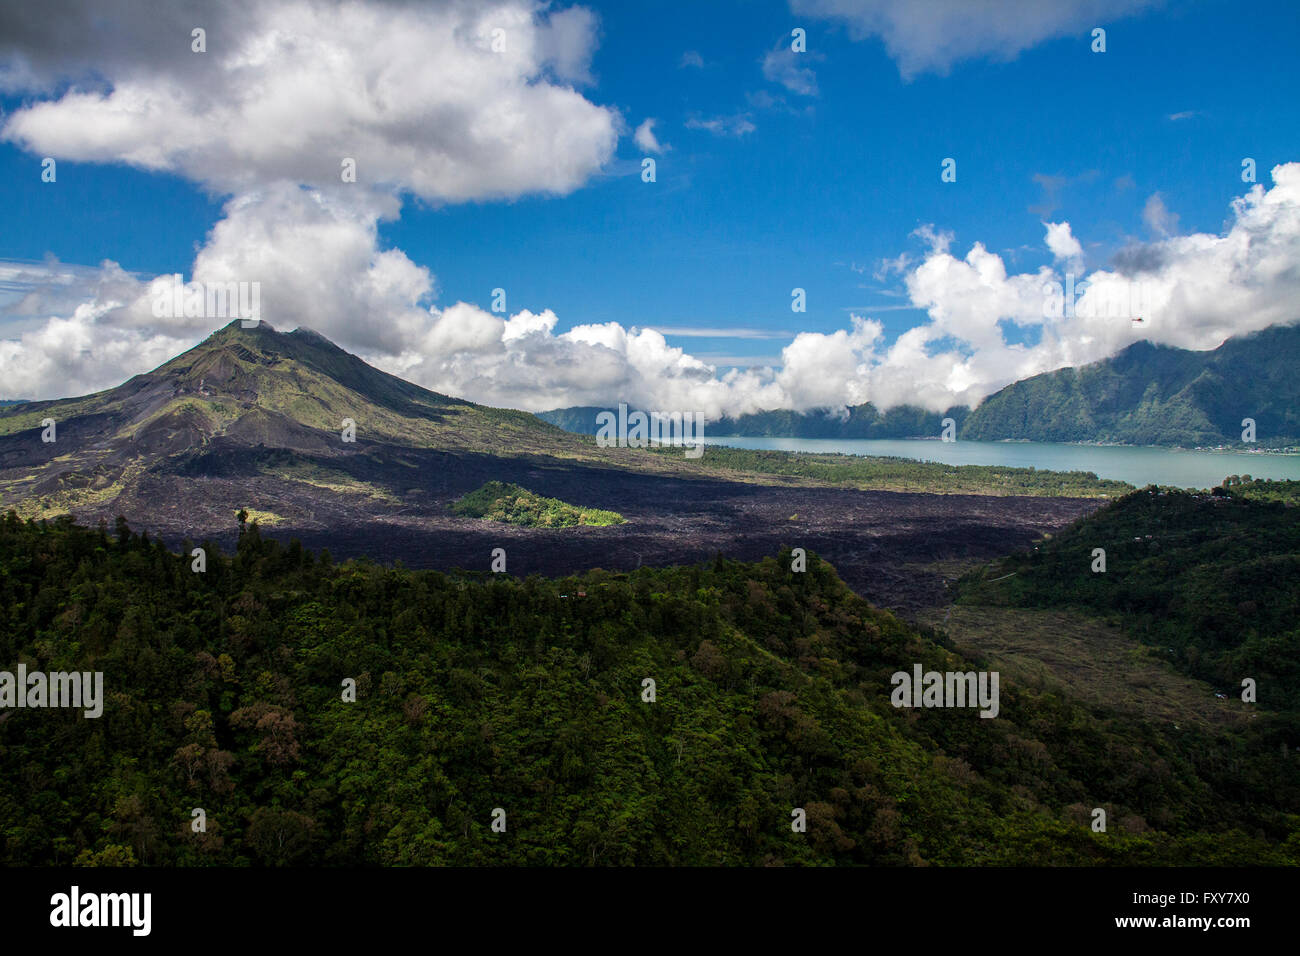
[541,325,1300,448]
[538,403,971,440]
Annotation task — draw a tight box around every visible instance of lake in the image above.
[702,436,1300,489]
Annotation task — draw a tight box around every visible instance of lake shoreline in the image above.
[699,435,1300,489]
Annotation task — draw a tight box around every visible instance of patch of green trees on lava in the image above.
[451,481,625,527]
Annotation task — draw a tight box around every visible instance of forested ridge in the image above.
[1,510,1296,866]
[961,324,1300,447]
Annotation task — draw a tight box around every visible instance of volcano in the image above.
[0,320,632,531]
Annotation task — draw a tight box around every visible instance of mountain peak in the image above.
[203,320,347,361]
[213,318,277,334]
[289,326,333,344]
[157,315,479,424]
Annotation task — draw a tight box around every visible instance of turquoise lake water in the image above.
[702,436,1300,489]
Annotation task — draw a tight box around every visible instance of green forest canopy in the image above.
[0,510,1296,866]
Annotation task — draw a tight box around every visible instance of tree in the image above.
[246,808,314,866]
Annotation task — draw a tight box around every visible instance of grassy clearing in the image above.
[917,604,1244,727]
[953,488,1300,711]
[240,508,285,527]
[260,461,400,504]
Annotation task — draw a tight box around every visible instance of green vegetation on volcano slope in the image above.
[651,443,1131,498]
[1225,476,1300,506]
[2,513,1296,866]
[451,481,625,527]
[956,488,1300,712]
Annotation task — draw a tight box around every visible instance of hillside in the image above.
[956,487,1300,711]
[1,513,1296,865]
[961,324,1300,447]
[0,318,583,470]
[0,321,1122,530]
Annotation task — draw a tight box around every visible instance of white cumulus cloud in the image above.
[633,118,669,154]
[2,0,619,202]
[790,0,1162,78]
[5,166,1300,419]
[761,46,819,96]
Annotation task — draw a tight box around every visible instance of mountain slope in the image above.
[0,320,560,455]
[961,324,1300,447]
[543,325,1300,448]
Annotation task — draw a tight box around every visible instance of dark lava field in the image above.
[88,448,1102,616]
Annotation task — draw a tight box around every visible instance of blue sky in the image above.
[407,0,1298,362]
[1,0,1297,412]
